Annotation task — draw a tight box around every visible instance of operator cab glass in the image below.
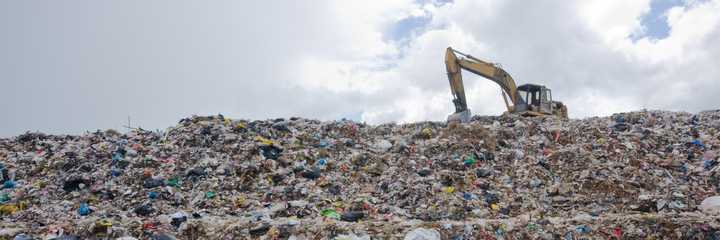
[514,84,544,113]
[540,88,552,114]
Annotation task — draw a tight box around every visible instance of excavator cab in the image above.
[515,84,564,117]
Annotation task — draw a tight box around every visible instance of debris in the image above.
[701,196,720,214]
[0,111,717,239]
[404,227,441,240]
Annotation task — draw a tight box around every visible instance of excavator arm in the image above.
[445,47,524,113]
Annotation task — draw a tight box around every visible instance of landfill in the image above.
[0,110,719,239]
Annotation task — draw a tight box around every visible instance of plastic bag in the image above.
[48,236,84,240]
[404,228,440,240]
[321,209,341,218]
[77,203,88,215]
[134,205,154,216]
[700,196,720,214]
[476,169,492,178]
[301,168,321,179]
[189,168,206,176]
[2,181,16,188]
[336,233,370,240]
[340,212,364,222]
[143,178,164,188]
[151,233,179,240]
[249,225,270,235]
[62,178,84,192]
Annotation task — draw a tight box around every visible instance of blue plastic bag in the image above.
[2,181,16,188]
[78,203,88,215]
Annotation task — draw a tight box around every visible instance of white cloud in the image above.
[349,0,718,123]
[578,0,652,44]
[0,0,717,136]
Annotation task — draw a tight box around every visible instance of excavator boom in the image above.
[446,47,523,113]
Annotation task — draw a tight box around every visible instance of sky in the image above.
[0,0,718,137]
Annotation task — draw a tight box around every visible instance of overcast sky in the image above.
[1,0,718,137]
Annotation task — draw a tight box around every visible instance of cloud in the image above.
[364,0,719,120]
[0,0,717,137]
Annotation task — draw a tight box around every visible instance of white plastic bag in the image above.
[336,233,371,240]
[404,227,441,240]
[700,196,720,214]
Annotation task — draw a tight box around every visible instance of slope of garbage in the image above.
[0,110,719,240]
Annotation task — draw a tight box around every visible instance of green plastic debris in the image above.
[206,191,214,198]
[320,209,341,218]
[0,194,9,202]
[168,177,179,185]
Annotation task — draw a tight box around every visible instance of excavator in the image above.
[445,47,568,123]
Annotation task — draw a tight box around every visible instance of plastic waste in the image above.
[48,237,84,240]
[404,227,441,240]
[190,167,206,176]
[62,178,84,192]
[2,181,16,188]
[143,178,164,188]
[134,205,154,216]
[151,233,179,240]
[336,233,370,240]
[249,225,271,235]
[77,203,88,215]
[417,170,431,177]
[321,209,341,218]
[301,168,321,179]
[700,196,720,214]
[340,212,365,222]
[0,111,716,238]
[476,169,492,178]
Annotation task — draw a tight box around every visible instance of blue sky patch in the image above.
[636,0,681,41]
[382,16,432,42]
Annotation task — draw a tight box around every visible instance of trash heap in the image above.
[0,110,719,240]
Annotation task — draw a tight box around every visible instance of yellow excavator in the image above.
[445,47,568,123]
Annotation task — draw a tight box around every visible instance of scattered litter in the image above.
[0,110,717,239]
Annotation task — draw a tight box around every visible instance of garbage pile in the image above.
[0,110,719,240]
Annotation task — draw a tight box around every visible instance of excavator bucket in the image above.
[447,109,472,123]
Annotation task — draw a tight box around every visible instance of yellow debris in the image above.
[257,137,280,146]
[0,204,18,214]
